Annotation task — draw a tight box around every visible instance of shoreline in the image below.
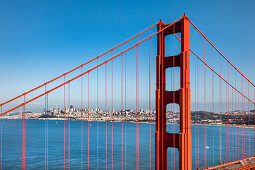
[2,117,255,129]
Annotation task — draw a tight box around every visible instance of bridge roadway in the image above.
[201,156,255,170]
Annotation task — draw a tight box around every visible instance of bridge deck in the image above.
[202,156,255,170]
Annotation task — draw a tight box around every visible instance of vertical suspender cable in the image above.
[170,32,173,169]
[47,93,49,170]
[220,57,222,163]
[232,81,234,161]
[138,37,140,170]
[88,73,90,170]
[170,33,173,169]
[81,67,83,170]
[136,36,139,170]
[195,29,199,169]
[169,31,172,168]
[197,34,199,169]
[68,83,70,170]
[24,96,26,170]
[97,58,99,170]
[173,25,175,169]
[243,79,245,158]
[194,30,197,169]
[212,48,214,166]
[235,71,237,160]
[121,53,124,170]
[22,95,26,170]
[136,37,138,170]
[46,93,49,170]
[64,76,66,170]
[203,38,206,168]
[45,86,47,170]
[228,63,230,162]
[242,77,244,158]
[125,44,127,170]
[225,80,228,162]
[111,58,113,170]
[237,83,241,159]
[105,63,108,170]
[137,36,140,169]
[149,30,151,170]
[248,83,250,157]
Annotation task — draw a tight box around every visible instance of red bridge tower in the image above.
[155,14,191,170]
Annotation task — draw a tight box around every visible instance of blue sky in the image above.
[0,0,255,111]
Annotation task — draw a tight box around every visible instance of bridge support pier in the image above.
[155,14,191,170]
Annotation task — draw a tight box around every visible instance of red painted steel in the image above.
[125,45,127,170]
[111,60,114,170]
[149,30,152,170]
[212,48,215,166]
[68,83,70,170]
[22,96,26,170]
[194,29,199,170]
[121,53,124,170]
[203,38,207,168]
[136,36,140,170]
[155,14,191,170]
[220,57,223,163]
[0,22,159,108]
[0,16,183,117]
[97,59,99,170]
[87,116,89,170]
[63,76,66,170]
[105,64,108,170]
[173,33,255,105]
[189,20,255,88]
[81,68,83,170]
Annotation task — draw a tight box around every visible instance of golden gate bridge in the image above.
[0,14,254,169]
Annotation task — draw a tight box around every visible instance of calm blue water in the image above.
[1,119,254,169]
